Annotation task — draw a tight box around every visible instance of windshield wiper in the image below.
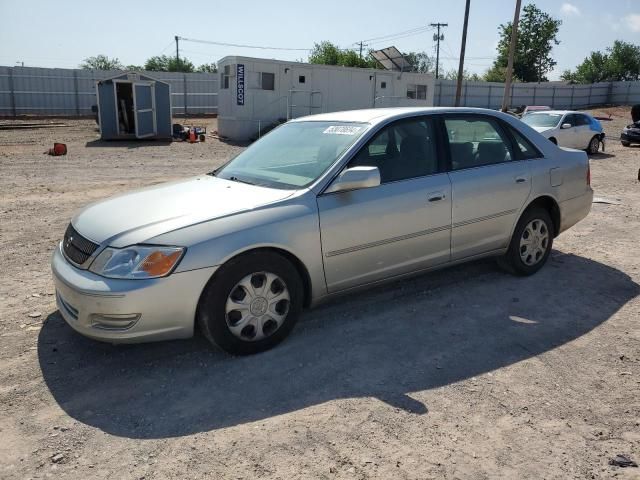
[227,176,256,186]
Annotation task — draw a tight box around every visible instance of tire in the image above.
[621,141,631,147]
[498,207,554,276]
[587,135,600,154]
[549,137,557,145]
[197,251,303,355]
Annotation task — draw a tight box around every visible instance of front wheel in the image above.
[197,251,303,355]
[587,135,600,154]
[498,208,554,276]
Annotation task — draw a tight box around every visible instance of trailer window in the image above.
[261,72,275,90]
[221,65,230,89]
[407,84,427,100]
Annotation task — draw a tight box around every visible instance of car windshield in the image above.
[521,113,563,128]
[215,121,368,189]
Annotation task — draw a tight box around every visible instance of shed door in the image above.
[133,83,156,138]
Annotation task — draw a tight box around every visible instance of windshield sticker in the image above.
[323,125,363,135]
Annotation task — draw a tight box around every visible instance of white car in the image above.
[521,110,605,154]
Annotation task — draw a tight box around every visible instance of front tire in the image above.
[587,135,600,154]
[498,208,554,276]
[197,251,303,355]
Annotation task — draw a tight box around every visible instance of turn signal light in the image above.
[140,251,182,276]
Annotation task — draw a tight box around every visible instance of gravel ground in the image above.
[0,110,639,479]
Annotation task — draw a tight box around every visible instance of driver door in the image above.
[317,116,452,293]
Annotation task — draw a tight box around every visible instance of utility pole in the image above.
[455,0,471,107]
[430,22,448,79]
[175,35,180,70]
[501,0,522,112]
[357,41,368,59]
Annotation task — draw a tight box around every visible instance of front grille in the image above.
[62,223,98,265]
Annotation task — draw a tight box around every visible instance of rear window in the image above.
[521,113,562,128]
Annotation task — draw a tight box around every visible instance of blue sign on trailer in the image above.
[236,64,245,106]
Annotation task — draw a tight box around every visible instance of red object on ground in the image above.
[46,143,67,156]
[189,129,196,143]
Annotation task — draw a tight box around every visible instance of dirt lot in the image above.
[1,109,639,480]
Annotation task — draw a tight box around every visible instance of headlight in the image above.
[89,245,185,279]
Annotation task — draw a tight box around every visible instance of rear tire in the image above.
[197,251,303,355]
[498,208,554,276]
[621,141,631,147]
[587,135,600,154]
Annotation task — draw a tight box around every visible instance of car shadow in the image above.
[589,152,615,160]
[38,252,639,439]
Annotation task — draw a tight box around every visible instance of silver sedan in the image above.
[52,107,593,355]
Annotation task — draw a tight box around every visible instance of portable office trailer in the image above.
[96,72,172,140]
[217,56,435,141]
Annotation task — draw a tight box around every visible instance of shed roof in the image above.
[96,71,169,85]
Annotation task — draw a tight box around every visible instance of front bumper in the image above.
[51,244,217,343]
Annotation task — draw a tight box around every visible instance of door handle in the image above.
[428,193,445,202]
[515,177,527,183]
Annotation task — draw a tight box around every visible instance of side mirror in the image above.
[561,123,572,129]
[325,166,381,193]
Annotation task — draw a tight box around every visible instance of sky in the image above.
[1,0,639,79]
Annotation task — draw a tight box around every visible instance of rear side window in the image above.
[576,114,591,126]
[444,117,513,170]
[506,125,542,160]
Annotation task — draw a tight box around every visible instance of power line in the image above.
[178,36,311,51]
[362,25,433,43]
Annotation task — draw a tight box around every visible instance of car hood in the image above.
[529,126,553,134]
[72,175,296,247]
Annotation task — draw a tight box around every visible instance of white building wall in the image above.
[217,56,435,141]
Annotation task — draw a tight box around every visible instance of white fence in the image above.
[0,66,218,116]
[1,64,639,117]
[434,79,640,109]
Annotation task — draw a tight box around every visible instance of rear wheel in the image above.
[587,135,600,154]
[197,251,303,355]
[498,208,554,276]
[621,140,631,147]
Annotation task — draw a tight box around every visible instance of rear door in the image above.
[133,83,156,138]
[444,115,532,260]
[317,116,452,292]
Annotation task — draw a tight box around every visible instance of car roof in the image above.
[526,110,590,116]
[290,107,512,126]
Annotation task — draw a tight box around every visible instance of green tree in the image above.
[561,41,640,83]
[196,63,218,73]
[144,54,195,72]
[308,41,376,68]
[443,68,481,81]
[490,4,561,82]
[404,52,435,73]
[79,55,123,70]
[125,64,143,71]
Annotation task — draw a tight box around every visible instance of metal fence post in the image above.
[73,69,80,116]
[8,67,16,117]
[588,84,593,108]
[533,85,537,105]
[183,73,188,117]
[437,81,442,106]
[463,81,468,106]
[551,86,556,108]
[626,83,632,104]
[606,81,613,105]
[487,85,492,108]
[569,86,575,109]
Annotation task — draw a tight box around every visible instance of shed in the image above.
[96,72,171,140]
[217,56,435,141]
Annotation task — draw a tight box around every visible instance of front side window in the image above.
[216,121,367,189]
[349,117,438,183]
[445,117,513,170]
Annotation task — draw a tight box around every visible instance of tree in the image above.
[561,41,640,83]
[490,4,561,82]
[125,64,143,71]
[144,54,195,72]
[197,63,218,73]
[404,52,435,74]
[443,68,481,81]
[308,41,376,68]
[79,55,123,70]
